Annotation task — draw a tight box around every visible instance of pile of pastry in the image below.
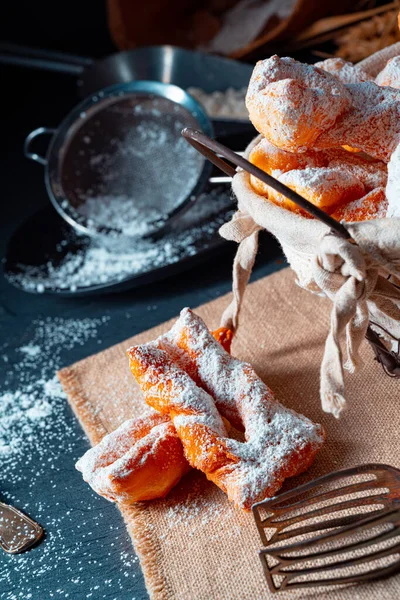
[77,309,325,510]
[246,55,400,221]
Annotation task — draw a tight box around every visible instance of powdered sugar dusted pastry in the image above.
[249,138,387,216]
[249,137,325,176]
[326,149,387,191]
[376,57,400,89]
[332,188,388,222]
[76,413,190,503]
[247,55,400,162]
[128,309,325,510]
[315,57,373,84]
[246,55,352,151]
[267,167,365,214]
[317,81,400,162]
[386,142,400,217]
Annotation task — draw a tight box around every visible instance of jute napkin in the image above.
[58,268,400,600]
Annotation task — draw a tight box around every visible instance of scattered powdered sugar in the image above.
[0,317,108,478]
[187,87,248,120]
[0,315,145,599]
[7,187,233,293]
[19,344,41,358]
[161,484,246,541]
[78,194,166,238]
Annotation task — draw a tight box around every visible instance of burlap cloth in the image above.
[58,268,400,600]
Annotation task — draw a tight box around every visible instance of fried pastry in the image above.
[128,309,325,510]
[376,56,400,89]
[246,55,400,162]
[266,167,365,214]
[332,188,388,222]
[211,326,233,353]
[76,326,235,504]
[246,55,352,151]
[315,57,373,84]
[249,138,387,216]
[76,413,190,503]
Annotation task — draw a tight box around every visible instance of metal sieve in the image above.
[24,81,213,240]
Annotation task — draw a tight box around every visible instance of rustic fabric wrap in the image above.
[219,44,400,418]
[59,268,400,600]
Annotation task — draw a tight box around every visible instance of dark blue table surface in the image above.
[0,62,284,600]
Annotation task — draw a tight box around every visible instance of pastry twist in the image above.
[128,309,325,509]
[76,413,190,503]
[76,327,232,504]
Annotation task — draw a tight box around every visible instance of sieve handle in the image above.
[0,43,92,76]
[209,176,232,183]
[24,127,56,166]
[209,151,244,184]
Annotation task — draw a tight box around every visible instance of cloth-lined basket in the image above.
[219,44,400,418]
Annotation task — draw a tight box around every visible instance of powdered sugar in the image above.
[7,187,233,293]
[0,315,144,598]
[78,194,166,238]
[161,484,246,541]
[65,96,204,238]
[0,317,108,477]
[187,87,248,120]
[318,81,400,161]
[19,344,41,358]
[326,150,387,192]
[386,142,400,217]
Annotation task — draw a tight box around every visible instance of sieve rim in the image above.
[43,81,214,239]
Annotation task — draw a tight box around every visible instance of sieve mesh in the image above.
[58,93,206,238]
